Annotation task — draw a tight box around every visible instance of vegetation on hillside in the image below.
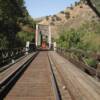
[16,31,35,46]
[53,0,100,68]
[57,20,100,68]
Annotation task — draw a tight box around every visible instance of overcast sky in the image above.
[25,0,79,18]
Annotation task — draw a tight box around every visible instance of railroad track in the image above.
[0,52,39,99]
[0,51,65,100]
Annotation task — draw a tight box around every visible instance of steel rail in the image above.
[48,53,62,100]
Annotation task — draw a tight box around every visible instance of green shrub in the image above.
[65,12,70,19]
[84,58,97,68]
[46,16,49,20]
[60,11,64,14]
[0,34,8,48]
[56,16,62,21]
[16,31,35,46]
[50,22,55,26]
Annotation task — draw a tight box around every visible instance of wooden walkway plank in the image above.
[4,52,55,100]
[49,51,100,100]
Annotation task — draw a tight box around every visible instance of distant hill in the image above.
[38,2,99,38]
[34,17,46,23]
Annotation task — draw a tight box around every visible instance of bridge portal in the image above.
[35,24,51,49]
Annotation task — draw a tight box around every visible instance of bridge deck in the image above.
[49,51,100,100]
[5,52,55,100]
[3,51,100,100]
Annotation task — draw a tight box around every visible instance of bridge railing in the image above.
[56,47,100,80]
[0,48,25,68]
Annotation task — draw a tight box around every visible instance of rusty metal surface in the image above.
[4,51,56,100]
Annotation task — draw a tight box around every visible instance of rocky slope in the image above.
[38,3,99,38]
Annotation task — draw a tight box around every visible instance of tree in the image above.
[16,31,35,46]
[0,0,36,48]
[65,12,70,19]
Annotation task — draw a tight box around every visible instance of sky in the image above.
[25,0,80,18]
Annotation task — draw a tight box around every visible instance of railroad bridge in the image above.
[0,0,100,99]
[35,24,51,49]
[0,49,100,100]
[0,24,100,100]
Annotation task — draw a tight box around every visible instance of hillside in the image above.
[38,3,99,38]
